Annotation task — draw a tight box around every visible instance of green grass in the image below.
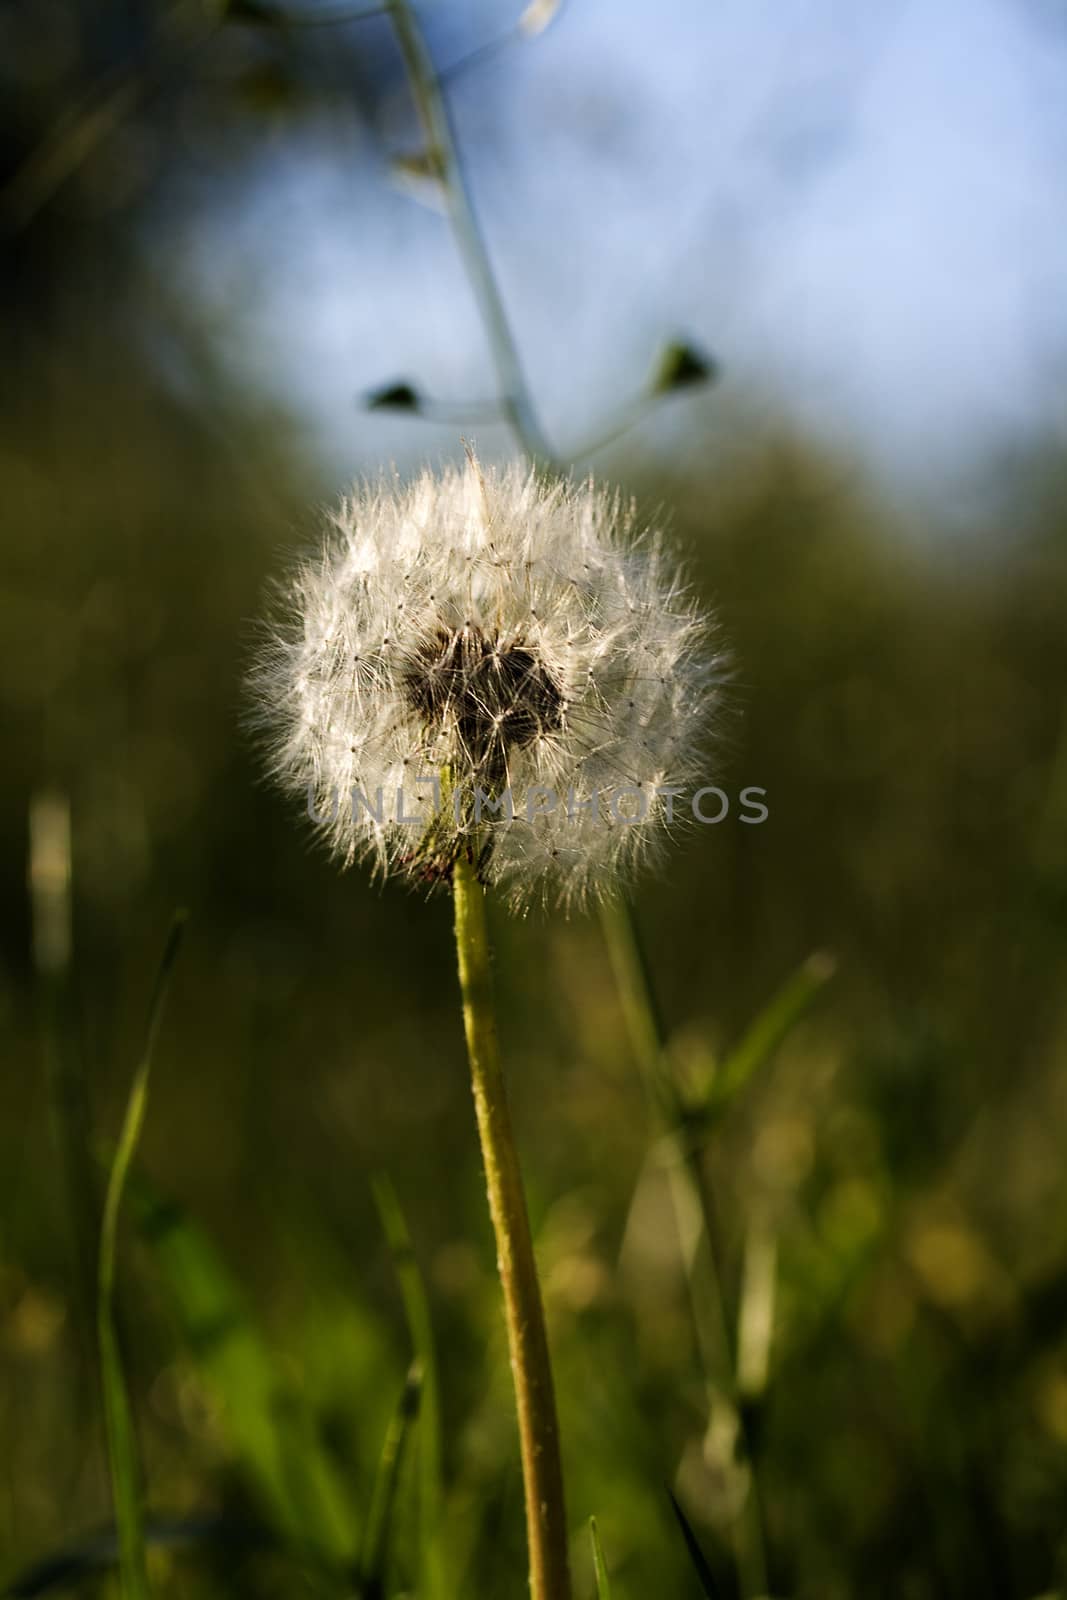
[97,913,187,1600]
[589,1517,612,1600]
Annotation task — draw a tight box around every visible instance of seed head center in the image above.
[403,624,564,764]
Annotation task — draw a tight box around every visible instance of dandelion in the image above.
[251,450,721,911]
[250,449,722,1600]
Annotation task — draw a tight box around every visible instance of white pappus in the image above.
[250,451,725,910]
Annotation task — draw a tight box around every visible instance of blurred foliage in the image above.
[3,3,1067,1599]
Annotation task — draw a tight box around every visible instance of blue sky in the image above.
[174,0,1067,518]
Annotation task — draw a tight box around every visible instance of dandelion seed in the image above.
[250,452,723,908]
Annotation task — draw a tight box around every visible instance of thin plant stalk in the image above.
[385,0,554,468]
[452,850,571,1600]
[98,913,187,1600]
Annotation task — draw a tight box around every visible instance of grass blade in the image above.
[131,1174,359,1568]
[705,952,836,1121]
[97,911,187,1600]
[359,1363,422,1599]
[589,1517,612,1600]
[371,1174,443,1596]
[667,1489,721,1599]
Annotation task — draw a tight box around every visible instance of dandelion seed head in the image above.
[250,453,725,910]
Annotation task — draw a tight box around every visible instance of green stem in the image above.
[452,853,571,1600]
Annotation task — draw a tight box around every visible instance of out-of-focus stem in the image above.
[600,895,769,1599]
[29,793,99,1368]
[385,0,555,468]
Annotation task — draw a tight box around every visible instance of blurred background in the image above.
[3,1,1067,1596]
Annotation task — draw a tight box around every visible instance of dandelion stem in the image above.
[452,851,571,1600]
